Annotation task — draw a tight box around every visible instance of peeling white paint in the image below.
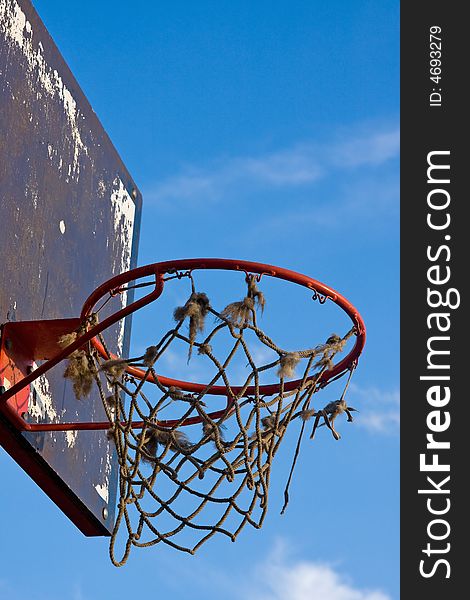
[97,180,107,197]
[30,188,38,209]
[0,0,88,179]
[110,177,136,275]
[110,177,136,352]
[28,367,58,421]
[119,321,127,354]
[1,0,27,48]
[65,429,78,448]
[94,483,109,503]
[94,439,113,503]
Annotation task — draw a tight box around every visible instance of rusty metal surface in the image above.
[0,0,142,535]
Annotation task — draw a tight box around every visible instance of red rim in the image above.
[80,258,366,398]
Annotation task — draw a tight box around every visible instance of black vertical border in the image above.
[401,3,466,597]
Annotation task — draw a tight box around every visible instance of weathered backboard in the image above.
[0,0,141,535]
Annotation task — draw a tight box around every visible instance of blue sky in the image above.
[0,1,399,599]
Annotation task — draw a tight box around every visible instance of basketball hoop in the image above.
[0,258,365,566]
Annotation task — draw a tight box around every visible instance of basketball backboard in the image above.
[0,0,141,535]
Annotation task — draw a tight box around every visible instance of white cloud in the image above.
[245,542,391,600]
[254,171,399,235]
[349,385,399,434]
[159,539,393,600]
[72,583,86,600]
[329,129,400,168]
[144,124,399,207]
[145,144,325,206]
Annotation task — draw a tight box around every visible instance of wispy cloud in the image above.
[160,539,392,600]
[329,129,400,168]
[349,385,399,434]
[146,144,325,206]
[244,540,391,600]
[72,583,86,600]
[253,170,399,235]
[144,125,399,207]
